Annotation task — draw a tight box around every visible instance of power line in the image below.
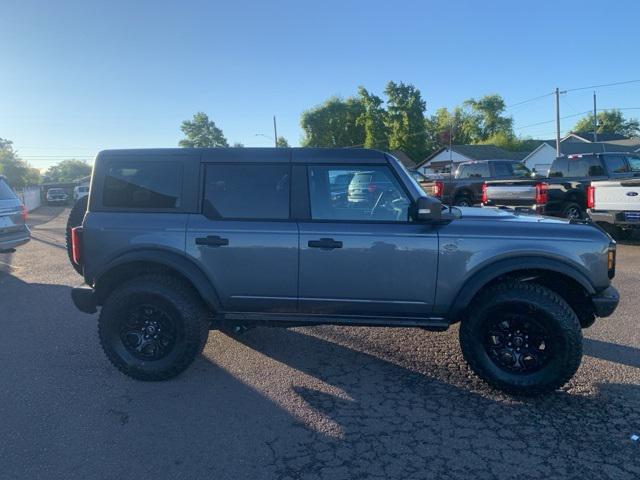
[515,110,591,131]
[505,92,554,110]
[566,79,640,93]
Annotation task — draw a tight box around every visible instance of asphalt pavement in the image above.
[0,206,639,479]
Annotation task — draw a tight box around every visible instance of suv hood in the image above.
[455,206,569,225]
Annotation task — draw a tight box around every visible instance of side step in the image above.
[220,312,450,331]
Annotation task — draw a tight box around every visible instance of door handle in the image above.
[195,235,229,247]
[308,238,343,250]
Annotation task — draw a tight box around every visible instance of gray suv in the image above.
[0,176,30,252]
[69,148,619,395]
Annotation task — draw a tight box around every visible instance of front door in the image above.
[297,164,439,317]
[186,162,298,313]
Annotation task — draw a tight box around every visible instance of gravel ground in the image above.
[0,206,639,479]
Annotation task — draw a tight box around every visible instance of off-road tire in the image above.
[66,195,89,275]
[459,281,583,396]
[98,275,210,381]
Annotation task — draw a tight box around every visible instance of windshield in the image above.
[0,178,17,200]
[49,189,64,194]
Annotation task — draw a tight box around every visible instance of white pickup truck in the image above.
[588,177,640,239]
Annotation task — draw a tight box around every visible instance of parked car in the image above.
[69,148,618,396]
[46,188,69,205]
[73,185,89,201]
[483,153,640,219]
[0,175,30,252]
[588,174,640,239]
[422,160,532,206]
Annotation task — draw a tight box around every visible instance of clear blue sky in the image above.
[2,0,640,169]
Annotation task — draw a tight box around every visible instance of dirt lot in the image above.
[1,206,639,479]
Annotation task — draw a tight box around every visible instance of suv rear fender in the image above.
[447,256,596,321]
[92,249,222,311]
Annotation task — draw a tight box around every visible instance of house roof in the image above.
[559,142,634,155]
[569,132,630,142]
[418,144,529,168]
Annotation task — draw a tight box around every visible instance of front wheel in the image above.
[454,195,473,207]
[98,275,210,381]
[459,282,582,396]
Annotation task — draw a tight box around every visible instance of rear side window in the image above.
[457,163,490,178]
[103,161,182,209]
[0,178,17,200]
[604,155,628,174]
[203,164,290,220]
[549,157,603,177]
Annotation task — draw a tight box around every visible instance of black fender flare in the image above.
[448,256,596,320]
[93,249,222,311]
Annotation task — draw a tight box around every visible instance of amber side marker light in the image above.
[608,242,616,279]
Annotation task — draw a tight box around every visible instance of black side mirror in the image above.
[415,196,442,222]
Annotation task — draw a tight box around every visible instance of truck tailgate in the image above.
[592,179,640,211]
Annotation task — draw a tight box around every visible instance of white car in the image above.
[74,185,89,201]
[46,188,69,205]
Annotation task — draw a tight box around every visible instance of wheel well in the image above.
[94,261,207,308]
[466,268,594,327]
[455,189,473,200]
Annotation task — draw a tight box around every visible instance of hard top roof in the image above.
[96,147,389,164]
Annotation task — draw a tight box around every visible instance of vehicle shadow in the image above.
[1,271,639,479]
[27,205,68,228]
[584,337,640,369]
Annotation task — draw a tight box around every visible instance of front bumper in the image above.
[71,285,97,314]
[591,286,619,318]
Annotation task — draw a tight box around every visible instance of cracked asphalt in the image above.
[1,206,639,479]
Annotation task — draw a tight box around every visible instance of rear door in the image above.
[185,155,298,313]
[295,159,439,317]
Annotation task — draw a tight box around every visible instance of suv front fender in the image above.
[447,256,596,321]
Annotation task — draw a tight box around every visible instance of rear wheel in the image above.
[454,194,473,207]
[98,275,210,381]
[66,195,89,275]
[562,202,585,220]
[459,282,582,396]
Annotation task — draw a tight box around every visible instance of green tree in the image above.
[463,94,513,140]
[300,96,365,147]
[356,86,388,150]
[43,159,92,183]
[384,81,428,161]
[573,109,640,138]
[425,106,480,149]
[276,136,290,148]
[0,138,41,189]
[179,112,229,148]
[478,132,540,152]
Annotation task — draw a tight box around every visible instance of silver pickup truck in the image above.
[588,177,640,239]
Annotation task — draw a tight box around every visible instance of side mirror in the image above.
[415,196,442,222]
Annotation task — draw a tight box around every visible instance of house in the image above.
[416,145,528,174]
[522,133,640,175]
[390,150,416,169]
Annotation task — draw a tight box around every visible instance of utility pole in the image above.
[555,87,561,157]
[593,91,598,142]
[273,116,278,147]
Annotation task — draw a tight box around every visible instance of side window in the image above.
[586,157,605,177]
[603,155,630,174]
[103,161,182,209]
[458,163,489,178]
[203,164,290,220]
[308,165,410,222]
[493,162,512,177]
